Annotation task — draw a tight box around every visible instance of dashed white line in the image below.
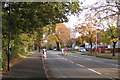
[85,58,91,60]
[69,61,74,63]
[88,68,101,75]
[64,59,68,61]
[96,61,103,63]
[76,63,85,67]
[69,55,78,57]
[74,56,78,57]
[61,58,64,59]
[111,64,119,66]
[70,55,74,56]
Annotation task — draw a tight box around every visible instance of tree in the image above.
[75,19,96,53]
[45,34,57,49]
[47,23,71,50]
[56,23,70,45]
[69,28,77,51]
[2,2,81,58]
[80,0,120,56]
[75,36,82,46]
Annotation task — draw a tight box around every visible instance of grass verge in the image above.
[96,55,120,60]
[72,51,81,54]
[68,51,119,60]
[87,53,97,56]
[81,53,119,59]
[28,51,34,54]
[81,53,88,55]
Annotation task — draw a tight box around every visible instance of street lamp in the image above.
[5,1,11,71]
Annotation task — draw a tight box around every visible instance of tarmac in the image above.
[2,51,48,80]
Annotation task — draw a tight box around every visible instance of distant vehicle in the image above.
[74,46,79,49]
[86,48,91,51]
[61,48,64,51]
[67,48,72,51]
[78,47,86,52]
[53,48,57,51]
[74,46,79,51]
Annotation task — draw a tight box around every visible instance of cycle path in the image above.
[2,51,47,80]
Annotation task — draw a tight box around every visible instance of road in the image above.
[42,50,119,80]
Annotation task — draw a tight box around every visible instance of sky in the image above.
[63,0,107,38]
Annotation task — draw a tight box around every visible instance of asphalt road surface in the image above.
[42,50,119,80]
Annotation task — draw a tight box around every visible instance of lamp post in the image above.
[6,1,11,71]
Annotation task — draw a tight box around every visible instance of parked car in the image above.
[67,48,72,51]
[86,48,91,51]
[78,47,86,52]
[53,48,57,51]
[74,46,79,51]
[61,48,64,51]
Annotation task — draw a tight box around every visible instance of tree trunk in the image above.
[112,42,116,56]
[72,41,75,51]
[33,44,34,51]
[39,46,41,52]
[56,42,60,51]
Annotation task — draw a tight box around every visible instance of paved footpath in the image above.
[2,51,48,80]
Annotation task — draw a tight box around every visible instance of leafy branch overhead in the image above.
[2,2,81,60]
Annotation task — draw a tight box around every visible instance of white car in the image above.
[78,47,86,52]
[53,48,57,51]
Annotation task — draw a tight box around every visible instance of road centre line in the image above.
[85,58,91,60]
[69,55,74,57]
[64,59,68,61]
[111,64,119,66]
[76,63,85,67]
[96,61,103,63]
[70,55,78,57]
[57,55,60,57]
[69,61,74,63]
[61,58,64,59]
[74,56,78,57]
[88,68,101,75]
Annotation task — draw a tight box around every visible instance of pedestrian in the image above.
[97,48,100,54]
[42,48,47,58]
[61,49,64,56]
[64,47,68,56]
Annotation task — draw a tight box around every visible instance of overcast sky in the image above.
[64,0,99,37]
[63,0,111,38]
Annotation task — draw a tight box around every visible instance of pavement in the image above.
[2,51,48,80]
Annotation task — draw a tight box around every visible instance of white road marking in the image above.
[88,68,101,75]
[74,56,78,57]
[85,58,91,60]
[61,58,64,59]
[64,59,68,61]
[57,55,60,57]
[112,64,119,66]
[69,55,78,58]
[96,61,103,63]
[76,63,85,67]
[69,61,74,63]
[70,55,74,56]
